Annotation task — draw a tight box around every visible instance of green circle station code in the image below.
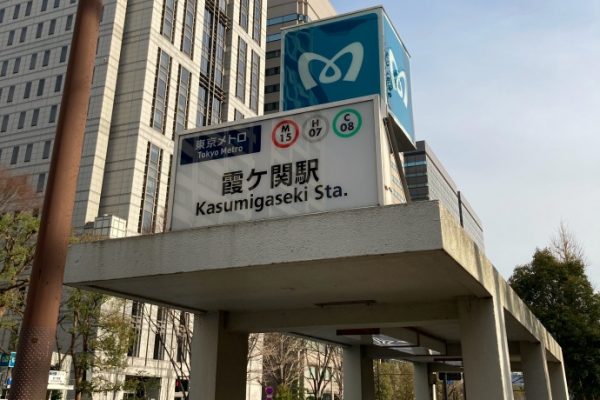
[333,109,363,138]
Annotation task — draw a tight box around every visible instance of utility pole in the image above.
[8,0,103,398]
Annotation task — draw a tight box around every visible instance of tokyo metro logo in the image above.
[297,42,365,90]
[385,48,409,108]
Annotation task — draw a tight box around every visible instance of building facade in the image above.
[403,140,485,250]
[263,0,335,114]
[0,0,266,398]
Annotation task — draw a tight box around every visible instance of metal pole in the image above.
[9,0,102,398]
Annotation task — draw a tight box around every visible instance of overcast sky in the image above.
[331,0,600,287]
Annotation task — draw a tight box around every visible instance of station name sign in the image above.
[169,97,401,230]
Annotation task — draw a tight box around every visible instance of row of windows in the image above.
[249,50,260,113]
[266,32,281,43]
[2,140,52,165]
[0,75,63,105]
[266,49,281,59]
[3,14,73,47]
[0,0,72,24]
[266,12,309,27]
[264,83,279,94]
[0,104,59,133]
[264,101,279,113]
[0,46,68,79]
[139,143,163,234]
[236,38,247,102]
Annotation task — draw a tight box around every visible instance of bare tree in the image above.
[304,340,340,400]
[262,333,306,393]
[551,222,586,264]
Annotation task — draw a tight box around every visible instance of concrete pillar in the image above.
[343,345,375,400]
[458,298,514,400]
[190,312,249,400]
[519,341,551,399]
[548,361,569,400]
[414,363,436,400]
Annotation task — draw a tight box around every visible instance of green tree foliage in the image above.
[0,168,40,349]
[374,360,414,400]
[509,228,600,400]
[56,289,133,400]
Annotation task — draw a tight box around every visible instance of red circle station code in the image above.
[272,119,300,148]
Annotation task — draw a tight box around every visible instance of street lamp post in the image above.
[8,0,103,398]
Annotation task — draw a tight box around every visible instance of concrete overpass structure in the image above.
[65,201,569,400]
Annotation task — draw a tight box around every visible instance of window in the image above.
[36,23,43,38]
[128,302,143,357]
[176,312,189,363]
[18,112,26,130]
[234,109,244,120]
[41,0,48,12]
[214,21,226,88]
[13,57,21,74]
[265,66,280,76]
[200,10,212,76]
[264,101,279,112]
[266,49,280,59]
[160,0,176,42]
[32,109,40,127]
[25,1,32,16]
[30,53,37,69]
[24,81,32,99]
[10,147,19,165]
[0,115,9,133]
[49,105,58,123]
[211,95,221,124]
[65,14,73,31]
[267,13,308,26]
[264,83,279,94]
[54,75,63,92]
[1,115,9,132]
[196,84,207,127]
[42,140,51,158]
[152,307,167,360]
[54,0,60,9]
[266,32,281,43]
[239,0,249,31]
[7,86,15,103]
[174,66,191,133]
[249,50,260,113]
[24,143,33,161]
[236,38,247,101]
[150,49,171,133]
[13,4,20,20]
[60,46,68,62]
[19,27,26,43]
[36,173,46,193]
[0,8,4,23]
[48,19,56,35]
[139,143,162,234]
[252,0,262,43]
[7,30,15,46]
[181,0,196,57]
[0,60,8,77]
[42,50,50,67]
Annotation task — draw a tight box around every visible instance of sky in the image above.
[331,0,600,287]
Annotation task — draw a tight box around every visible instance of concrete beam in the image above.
[226,301,458,332]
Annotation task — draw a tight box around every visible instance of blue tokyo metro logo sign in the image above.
[282,12,381,110]
[282,9,415,144]
[297,42,364,90]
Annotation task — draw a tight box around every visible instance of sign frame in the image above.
[167,95,391,231]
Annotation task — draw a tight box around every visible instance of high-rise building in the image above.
[263,0,335,114]
[403,140,485,250]
[0,0,266,234]
[0,0,266,398]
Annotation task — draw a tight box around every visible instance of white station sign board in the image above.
[170,96,405,230]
